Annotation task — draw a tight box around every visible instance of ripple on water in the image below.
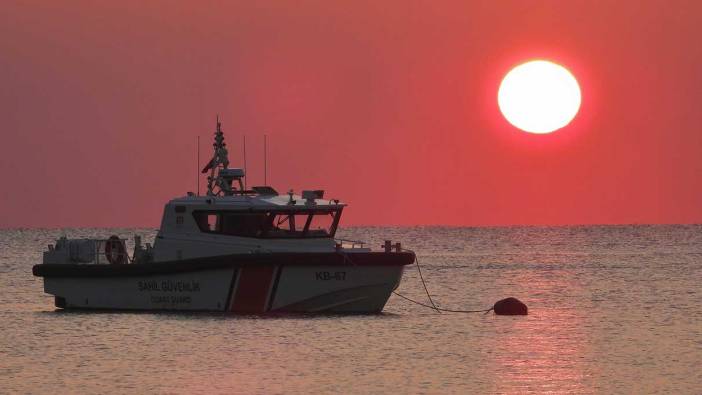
[1,226,701,393]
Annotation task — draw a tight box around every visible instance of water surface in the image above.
[1,226,700,393]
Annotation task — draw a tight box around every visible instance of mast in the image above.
[201,116,231,196]
[198,117,247,196]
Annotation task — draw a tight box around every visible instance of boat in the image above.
[32,119,414,313]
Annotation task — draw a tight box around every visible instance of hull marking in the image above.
[230,265,277,313]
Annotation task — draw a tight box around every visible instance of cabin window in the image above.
[194,212,219,232]
[263,213,313,238]
[206,214,217,231]
[192,209,341,238]
[307,210,336,236]
[220,213,266,237]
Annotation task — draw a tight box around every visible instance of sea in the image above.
[1,226,701,394]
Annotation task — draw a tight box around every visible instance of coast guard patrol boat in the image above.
[33,120,414,313]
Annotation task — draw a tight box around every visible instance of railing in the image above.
[334,238,366,249]
[52,237,132,265]
[95,238,131,264]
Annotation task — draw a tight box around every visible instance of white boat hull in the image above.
[36,253,412,314]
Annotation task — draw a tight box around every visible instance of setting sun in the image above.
[498,60,581,134]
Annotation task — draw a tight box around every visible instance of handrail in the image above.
[84,238,131,265]
[334,238,366,249]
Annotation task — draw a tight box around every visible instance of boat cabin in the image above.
[151,192,346,261]
[148,119,349,261]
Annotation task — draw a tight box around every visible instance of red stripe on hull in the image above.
[230,266,276,313]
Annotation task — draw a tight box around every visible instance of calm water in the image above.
[1,226,701,394]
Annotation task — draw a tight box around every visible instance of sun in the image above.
[498,60,581,134]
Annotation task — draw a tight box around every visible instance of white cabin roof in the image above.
[169,193,346,210]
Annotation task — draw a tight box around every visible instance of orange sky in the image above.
[2,1,702,227]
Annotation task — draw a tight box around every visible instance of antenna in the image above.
[264,134,268,186]
[197,89,203,194]
[243,135,247,190]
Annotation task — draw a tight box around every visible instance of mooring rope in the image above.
[406,250,441,313]
[394,251,493,314]
[392,291,493,314]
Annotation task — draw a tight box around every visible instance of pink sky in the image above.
[2,1,702,227]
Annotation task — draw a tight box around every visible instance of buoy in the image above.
[493,297,528,315]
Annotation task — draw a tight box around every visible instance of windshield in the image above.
[262,211,337,238]
[193,209,341,238]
